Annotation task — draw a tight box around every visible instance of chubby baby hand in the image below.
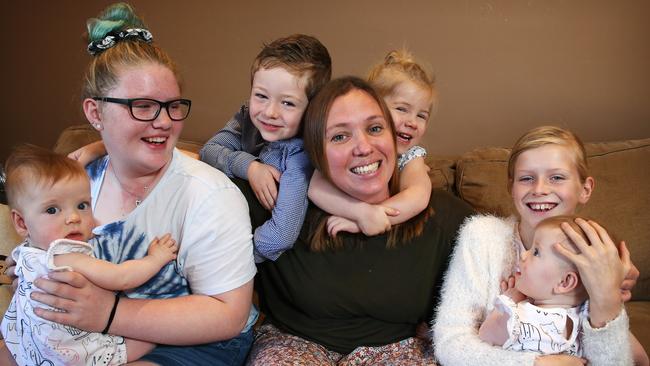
[500,275,527,303]
[148,233,178,263]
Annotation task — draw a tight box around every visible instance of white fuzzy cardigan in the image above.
[432,215,632,366]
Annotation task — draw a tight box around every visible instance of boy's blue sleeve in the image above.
[253,145,312,262]
[199,107,258,179]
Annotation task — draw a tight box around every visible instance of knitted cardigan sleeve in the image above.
[581,305,632,366]
[432,215,538,366]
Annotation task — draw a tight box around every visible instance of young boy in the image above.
[479,215,648,365]
[1,145,178,365]
[199,34,331,262]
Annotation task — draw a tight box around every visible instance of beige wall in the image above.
[2,0,649,162]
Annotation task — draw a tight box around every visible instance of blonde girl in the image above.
[308,49,435,236]
[433,126,637,366]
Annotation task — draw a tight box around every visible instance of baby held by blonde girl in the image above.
[434,126,644,366]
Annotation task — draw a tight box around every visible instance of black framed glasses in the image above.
[93,97,192,122]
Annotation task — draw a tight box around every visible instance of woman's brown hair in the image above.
[303,76,432,251]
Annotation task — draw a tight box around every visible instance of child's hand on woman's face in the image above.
[247,161,281,210]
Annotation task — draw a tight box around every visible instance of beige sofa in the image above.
[1,124,648,352]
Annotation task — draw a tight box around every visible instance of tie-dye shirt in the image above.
[86,149,258,330]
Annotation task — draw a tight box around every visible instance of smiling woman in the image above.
[243,76,474,365]
[321,88,396,204]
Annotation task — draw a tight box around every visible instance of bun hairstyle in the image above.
[367,49,436,105]
[82,2,180,99]
[86,3,145,43]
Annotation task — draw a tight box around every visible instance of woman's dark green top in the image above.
[236,179,473,354]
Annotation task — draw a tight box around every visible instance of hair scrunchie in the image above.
[87,28,153,56]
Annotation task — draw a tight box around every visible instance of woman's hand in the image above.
[67,140,106,166]
[555,218,624,328]
[534,354,587,366]
[31,271,115,332]
[327,215,360,236]
[247,161,281,210]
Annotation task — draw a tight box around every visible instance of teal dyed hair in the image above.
[82,3,181,99]
[86,2,145,41]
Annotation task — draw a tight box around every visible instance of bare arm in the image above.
[67,140,106,166]
[308,170,397,236]
[53,235,177,291]
[110,280,254,343]
[478,308,510,346]
[32,272,253,344]
[383,156,432,225]
[478,285,526,346]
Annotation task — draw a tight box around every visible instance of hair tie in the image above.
[87,28,153,56]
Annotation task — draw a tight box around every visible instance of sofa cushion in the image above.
[455,138,650,301]
[52,124,203,156]
[455,147,513,216]
[426,156,457,192]
[52,124,102,156]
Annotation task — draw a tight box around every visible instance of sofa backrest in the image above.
[453,138,650,301]
[52,124,650,300]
